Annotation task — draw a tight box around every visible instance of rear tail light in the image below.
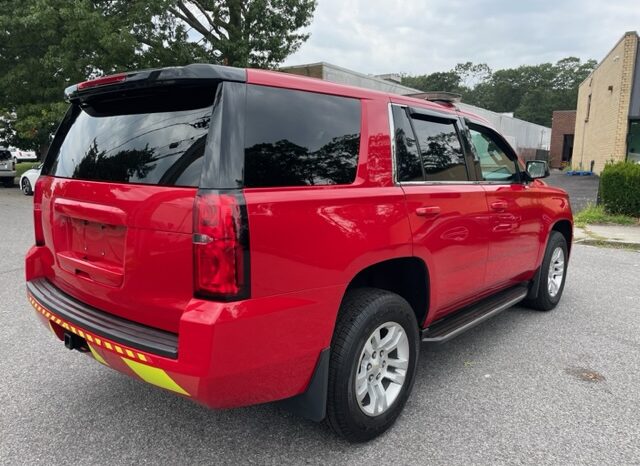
[33,178,45,246]
[193,190,250,300]
[77,73,127,90]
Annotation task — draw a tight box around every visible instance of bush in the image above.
[600,162,640,216]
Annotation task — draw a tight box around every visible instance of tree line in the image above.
[1,1,596,152]
[401,58,597,127]
[0,0,317,152]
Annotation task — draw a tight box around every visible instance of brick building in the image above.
[573,31,640,173]
[549,111,576,168]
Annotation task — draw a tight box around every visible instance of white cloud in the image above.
[282,0,640,74]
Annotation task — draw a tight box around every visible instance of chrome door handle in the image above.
[490,201,508,212]
[415,206,441,217]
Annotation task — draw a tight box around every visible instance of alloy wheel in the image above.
[354,321,410,417]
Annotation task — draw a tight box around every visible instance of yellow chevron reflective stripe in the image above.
[122,358,189,396]
[88,344,108,366]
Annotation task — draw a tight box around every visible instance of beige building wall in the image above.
[573,32,638,173]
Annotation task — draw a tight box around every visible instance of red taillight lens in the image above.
[77,73,127,90]
[193,190,249,300]
[33,178,45,246]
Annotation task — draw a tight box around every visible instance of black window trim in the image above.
[390,103,475,185]
[463,118,525,185]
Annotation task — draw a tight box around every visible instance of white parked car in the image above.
[10,148,38,163]
[19,163,41,195]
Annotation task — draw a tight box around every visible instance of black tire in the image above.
[21,178,32,195]
[525,231,568,311]
[326,287,419,442]
[2,178,14,187]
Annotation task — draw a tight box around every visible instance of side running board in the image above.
[421,284,528,343]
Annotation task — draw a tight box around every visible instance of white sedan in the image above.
[11,148,38,163]
[19,164,41,196]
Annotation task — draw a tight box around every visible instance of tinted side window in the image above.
[469,126,519,182]
[392,106,423,181]
[244,85,360,187]
[411,117,467,181]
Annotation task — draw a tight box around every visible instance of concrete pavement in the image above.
[575,224,640,248]
[1,186,640,465]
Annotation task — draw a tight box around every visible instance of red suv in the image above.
[25,64,572,442]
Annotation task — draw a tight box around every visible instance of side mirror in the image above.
[526,160,549,179]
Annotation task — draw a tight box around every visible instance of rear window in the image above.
[0,150,11,161]
[44,86,216,187]
[243,85,361,187]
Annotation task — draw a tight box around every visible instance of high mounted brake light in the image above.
[77,73,127,90]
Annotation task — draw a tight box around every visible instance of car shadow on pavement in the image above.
[42,304,541,457]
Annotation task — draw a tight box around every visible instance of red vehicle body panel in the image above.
[25,67,573,410]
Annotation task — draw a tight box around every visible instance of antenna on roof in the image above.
[406,91,462,104]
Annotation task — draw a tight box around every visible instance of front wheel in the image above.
[526,231,568,311]
[21,178,33,195]
[326,288,419,442]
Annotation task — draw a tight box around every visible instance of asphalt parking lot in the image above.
[545,170,600,212]
[1,186,639,465]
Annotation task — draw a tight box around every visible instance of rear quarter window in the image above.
[243,85,361,187]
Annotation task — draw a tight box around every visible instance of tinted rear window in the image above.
[243,85,361,187]
[45,87,215,187]
[0,150,11,161]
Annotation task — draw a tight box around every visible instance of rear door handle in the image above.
[415,206,441,217]
[490,201,508,212]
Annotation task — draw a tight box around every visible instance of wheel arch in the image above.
[551,219,572,256]
[344,256,430,327]
[528,218,572,300]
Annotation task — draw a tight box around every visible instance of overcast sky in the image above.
[282,0,640,75]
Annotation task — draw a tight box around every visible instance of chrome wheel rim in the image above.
[547,247,565,298]
[22,179,29,194]
[355,321,410,417]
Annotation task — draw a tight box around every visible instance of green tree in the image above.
[401,58,596,127]
[161,0,317,68]
[0,0,316,152]
[401,71,462,93]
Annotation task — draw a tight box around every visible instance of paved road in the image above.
[1,187,639,465]
[545,171,600,212]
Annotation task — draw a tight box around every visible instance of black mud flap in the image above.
[277,348,330,422]
[526,266,543,300]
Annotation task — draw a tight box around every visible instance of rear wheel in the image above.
[2,177,14,187]
[21,178,32,195]
[526,231,568,311]
[326,288,419,442]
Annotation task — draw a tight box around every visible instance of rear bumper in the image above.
[25,246,339,409]
[27,278,178,358]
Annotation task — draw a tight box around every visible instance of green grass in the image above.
[574,203,639,228]
[15,161,39,178]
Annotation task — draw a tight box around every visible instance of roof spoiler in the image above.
[64,64,247,103]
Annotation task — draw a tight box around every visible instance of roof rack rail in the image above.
[406,91,462,104]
